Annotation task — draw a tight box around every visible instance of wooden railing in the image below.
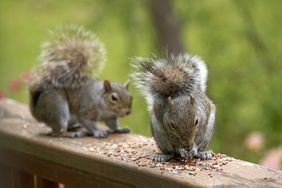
[0,99,281,188]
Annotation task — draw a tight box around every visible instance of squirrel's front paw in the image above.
[92,130,108,138]
[195,150,214,160]
[152,154,174,162]
[179,146,197,158]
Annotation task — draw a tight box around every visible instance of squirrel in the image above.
[28,26,132,138]
[131,54,216,162]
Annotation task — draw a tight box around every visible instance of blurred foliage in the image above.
[0,0,281,164]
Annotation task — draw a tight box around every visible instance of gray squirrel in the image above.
[28,26,132,138]
[131,54,216,162]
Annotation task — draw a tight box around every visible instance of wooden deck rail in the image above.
[0,99,281,188]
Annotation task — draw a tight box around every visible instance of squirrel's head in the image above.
[103,80,132,117]
[163,95,200,149]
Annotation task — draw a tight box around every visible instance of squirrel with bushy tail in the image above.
[28,26,132,138]
[131,54,216,162]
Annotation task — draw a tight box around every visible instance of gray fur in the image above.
[32,79,132,138]
[131,53,216,161]
[29,26,132,138]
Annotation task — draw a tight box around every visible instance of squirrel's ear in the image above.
[103,80,112,93]
[124,80,130,90]
[190,95,195,106]
[168,96,174,108]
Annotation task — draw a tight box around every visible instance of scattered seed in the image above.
[89,147,95,152]
[75,137,233,176]
[189,171,196,176]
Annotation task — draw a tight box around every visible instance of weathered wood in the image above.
[36,177,59,188]
[12,169,35,188]
[0,163,13,188]
[0,99,282,188]
[0,148,132,188]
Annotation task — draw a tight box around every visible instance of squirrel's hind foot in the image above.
[152,154,174,162]
[92,130,108,138]
[195,150,214,160]
[68,131,87,138]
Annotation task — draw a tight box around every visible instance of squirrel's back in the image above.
[131,53,208,110]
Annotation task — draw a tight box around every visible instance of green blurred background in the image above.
[0,0,281,165]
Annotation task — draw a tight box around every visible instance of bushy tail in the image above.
[131,53,208,110]
[28,25,106,113]
[29,25,106,92]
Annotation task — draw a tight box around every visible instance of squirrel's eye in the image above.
[171,122,177,130]
[111,93,118,102]
[194,118,199,127]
